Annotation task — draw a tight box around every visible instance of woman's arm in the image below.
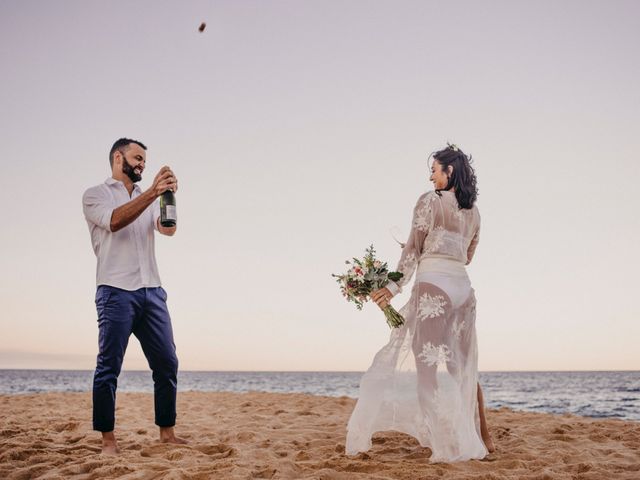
[466,212,481,264]
[466,227,480,265]
[372,192,434,307]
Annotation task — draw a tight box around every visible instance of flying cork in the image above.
[198,22,206,33]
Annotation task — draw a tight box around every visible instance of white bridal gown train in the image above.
[346,190,488,463]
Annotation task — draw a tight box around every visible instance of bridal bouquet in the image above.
[332,245,405,328]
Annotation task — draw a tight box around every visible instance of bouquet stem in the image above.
[382,305,405,329]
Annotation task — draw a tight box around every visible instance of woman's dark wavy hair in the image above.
[430,143,478,209]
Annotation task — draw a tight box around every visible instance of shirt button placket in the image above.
[133,191,147,287]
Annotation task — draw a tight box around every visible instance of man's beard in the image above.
[122,158,142,183]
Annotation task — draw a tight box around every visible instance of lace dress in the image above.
[345,190,487,463]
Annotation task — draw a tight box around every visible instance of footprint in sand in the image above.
[295,451,310,461]
[343,460,382,473]
[574,462,594,473]
[10,464,51,479]
[194,443,236,459]
[65,434,86,444]
[140,444,170,457]
[236,431,255,442]
[251,466,277,479]
[53,421,80,432]
[165,449,192,461]
[61,459,106,475]
[2,448,44,462]
[140,442,200,459]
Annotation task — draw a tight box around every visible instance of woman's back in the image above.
[417,190,480,265]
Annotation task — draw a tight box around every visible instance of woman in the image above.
[345,144,495,462]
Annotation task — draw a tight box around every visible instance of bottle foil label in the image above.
[166,206,177,221]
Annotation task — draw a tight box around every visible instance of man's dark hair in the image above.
[109,138,147,167]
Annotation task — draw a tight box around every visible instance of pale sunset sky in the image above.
[1,1,638,372]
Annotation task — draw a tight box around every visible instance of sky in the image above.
[0,0,639,372]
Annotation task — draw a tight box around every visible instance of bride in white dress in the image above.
[345,144,495,463]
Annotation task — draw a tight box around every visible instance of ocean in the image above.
[1,370,638,421]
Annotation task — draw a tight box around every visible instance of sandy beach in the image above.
[1,391,639,479]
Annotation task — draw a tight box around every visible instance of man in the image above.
[82,138,186,454]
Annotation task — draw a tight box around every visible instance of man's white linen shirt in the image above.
[83,177,162,290]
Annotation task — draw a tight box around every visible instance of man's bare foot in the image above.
[101,431,120,455]
[159,426,188,444]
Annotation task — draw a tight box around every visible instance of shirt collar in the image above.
[105,177,142,192]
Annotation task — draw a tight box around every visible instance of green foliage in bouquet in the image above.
[332,245,405,328]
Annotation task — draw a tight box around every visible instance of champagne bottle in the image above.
[160,190,177,227]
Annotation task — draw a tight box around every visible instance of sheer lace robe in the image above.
[346,190,487,463]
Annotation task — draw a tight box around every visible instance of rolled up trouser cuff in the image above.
[155,418,176,427]
[93,421,115,432]
[93,387,116,432]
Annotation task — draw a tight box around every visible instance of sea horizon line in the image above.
[1,368,638,374]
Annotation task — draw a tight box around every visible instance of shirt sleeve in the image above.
[152,198,161,231]
[387,192,434,295]
[82,186,114,232]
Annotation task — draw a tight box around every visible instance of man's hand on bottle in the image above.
[150,166,178,197]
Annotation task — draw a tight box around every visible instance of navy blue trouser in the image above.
[93,285,178,432]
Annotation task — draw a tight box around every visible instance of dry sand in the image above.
[1,391,639,479]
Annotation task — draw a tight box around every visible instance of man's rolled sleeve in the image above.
[83,187,114,232]
[152,198,161,231]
